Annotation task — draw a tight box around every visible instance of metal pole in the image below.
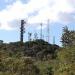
[47,19,50,43]
[20,20,26,43]
[40,23,43,39]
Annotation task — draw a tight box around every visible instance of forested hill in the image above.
[0,26,75,75]
[0,39,59,59]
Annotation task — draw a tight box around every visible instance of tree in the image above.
[61,26,75,47]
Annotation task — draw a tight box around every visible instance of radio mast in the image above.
[20,20,26,43]
[47,19,50,43]
[28,32,32,41]
[34,32,38,40]
[40,23,43,39]
[53,36,55,44]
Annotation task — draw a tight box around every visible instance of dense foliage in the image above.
[61,26,75,47]
[0,39,59,60]
[0,39,59,75]
[53,46,75,75]
[0,27,75,75]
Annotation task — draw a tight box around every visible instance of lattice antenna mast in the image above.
[20,20,26,43]
[47,19,50,42]
[40,23,43,39]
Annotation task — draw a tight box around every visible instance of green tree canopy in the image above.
[61,26,75,47]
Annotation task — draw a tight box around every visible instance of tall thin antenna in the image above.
[53,36,55,44]
[40,23,43,39]
[28,32,32,41]
[20,20,26,43]
[47,19,50,42]
[34,32,38,40]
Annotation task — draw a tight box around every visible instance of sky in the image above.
[0,0,75,46]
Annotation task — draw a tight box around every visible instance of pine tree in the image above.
[61,26,75,47]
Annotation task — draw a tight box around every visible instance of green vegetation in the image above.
[0,26,75,75]
[61,26,75,47]
[54,46,75,75]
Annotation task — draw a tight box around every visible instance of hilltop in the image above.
[0,39,59,59]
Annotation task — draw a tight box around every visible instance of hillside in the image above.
[0,39,75,75]
[0,39,59,59]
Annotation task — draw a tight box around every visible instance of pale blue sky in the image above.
[0,0,75,46]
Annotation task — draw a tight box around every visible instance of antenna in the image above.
[34,32,38,40]
[53,36,55,44]
[28,32,32,41]
[20,20,26,43]
[40,23,43,39]
[47,19,50,42]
